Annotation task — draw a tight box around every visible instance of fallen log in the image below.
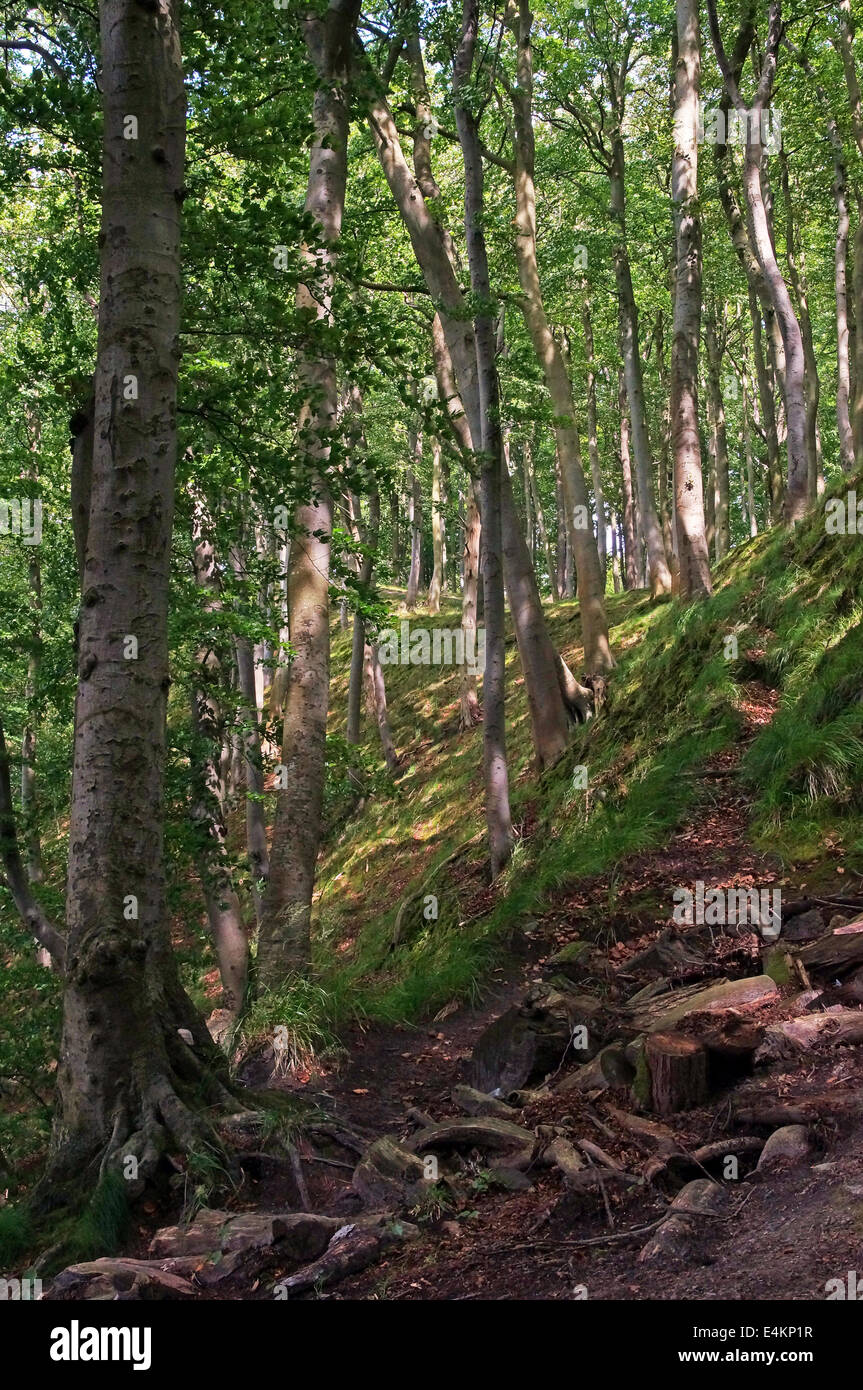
[755,1008,863,1064]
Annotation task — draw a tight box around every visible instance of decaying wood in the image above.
[645,1032,709,1115]
[755,1007,863,1063]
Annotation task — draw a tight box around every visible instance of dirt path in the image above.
[245,678,863,1300]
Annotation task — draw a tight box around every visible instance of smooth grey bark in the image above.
[671,0,712,600]
[368,77,579,767]
[618,370,639,590]
[581,302,606,577]
[228,543,270,925]
[363,640,399,775]
[605,122,670,594]
[453,0,513,877]
[346,484,379,745]
[406,438,422,609]
[786,42,853,473]
[554,459,568,597]
[834,0,863,468]
[504,0,613,669]
[429,311,482,730]
[44,0,233,1200]
[742,367,759,537]
[259,0,360,985]
[190,505,249,1017]
[429,437,444,613]
[654,312,676,573]
[704,310,730,561]
[610,512,623,593]
[707,0,808,522]
[710,16,784,519]
[525,432,558,600]
[778,150,823,499]
[0,717,65,968]
[21,439,43,885]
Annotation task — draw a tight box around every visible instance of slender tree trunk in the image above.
[21,532,43,883]
[458,479,482,730]
[610,134,672,596]
[672,0,712,599]
[43,0,233,1200]
[347,485,379,744]
[707,0,807,521]
[453,0,513,876]
[526,433,558,600]
[363,642,399,774]
[704,310,730,560]
[833,126,855,472]
[834,0,863,468]
[554,452,571,597]
[0,717,65,968]
[429,437,444,613]
[406,431,422,608]
[227,543,270,925]
[610,513,622,593]
[618,370,639,590]
[389,491,400,577]
[259,0,359,985]
[367,69,585,767]
[190,506,249,1017]
[778,150,822,499]
[582,301,607,577]
[506,0,612,668]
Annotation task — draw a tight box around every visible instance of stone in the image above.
[149,1209,340,1264]
[782,908,825,943]
[451,1084,515,1119]
[756,1125,810,1169]
[351,1135,427,1209]
[50,1257,196,1301]
[557,1044,633,1095]
[639,1179,727,1264]
[467,985,603,1093]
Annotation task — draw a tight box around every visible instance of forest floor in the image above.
[222,678,863,1302]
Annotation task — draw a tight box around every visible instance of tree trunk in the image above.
[619,370,640,590]
[347,484,379,744]
[834,0,863,469]
[671,0,712,600]
[610,134,672,596]
[741,347,759,536]
[459,479,482,730]
[43,0,234,1202]
[581,302,607,577]
[0,717,65,969]
[526,432,558,600]
[363,642,399,774]
[21,542,43,885]
[229,544,270,923]
[429,437,444,613]
[453,0,513,876]
[506,0,612,670]
[707,0,807,522]
[778,150,822,499]
[259,0,359,986]
[704,310,730,561]
[190,504,249,1018]
[367,73,579,768]
[406,434,422,609]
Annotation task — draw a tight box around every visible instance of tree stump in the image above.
[645,1032,708,1115]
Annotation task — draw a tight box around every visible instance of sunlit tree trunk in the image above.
[259,0,360,984]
